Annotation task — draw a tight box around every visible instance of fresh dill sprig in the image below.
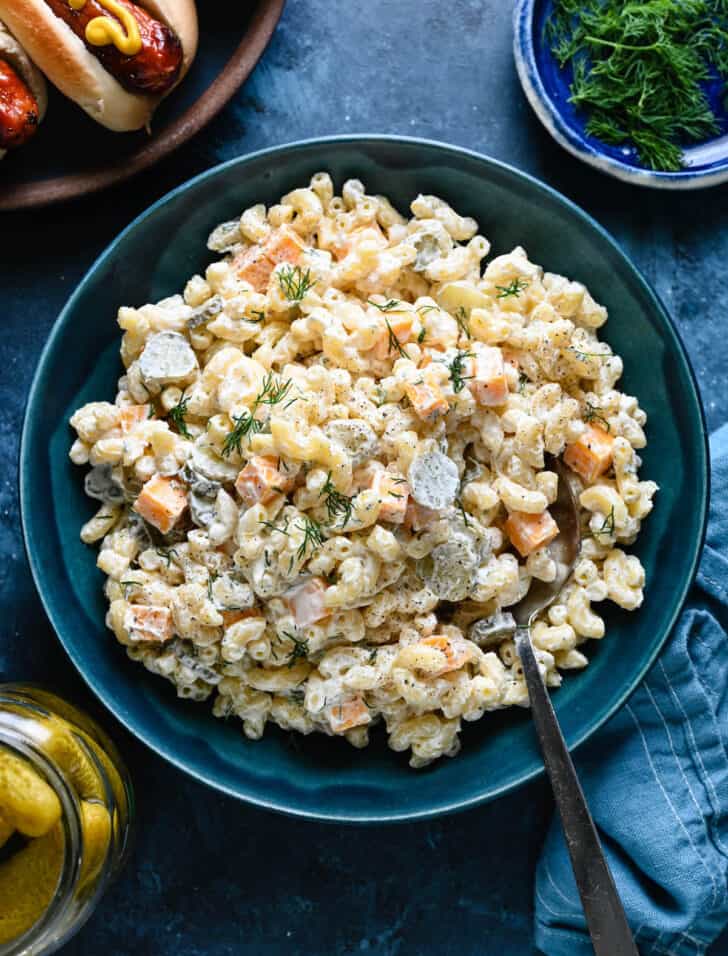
[221,411,262,456]
[447,350,475,393]
[456,499,471,528]
[417,328,427,344]
[368,298,402,312]
[167,395,191,439]
[119,580,138,599]
[417,304,438,315]
[568,346,609,363]
[320,472,355,527]
[455,306,472,338]
[496,278,529,299]
[384,317,411,360]
[278,265,315,302]
[295,517,325,561]
[156,547,179,567]
[546,0,728,172]
[594,506,616,538]
[248,310,266,323]
[221,374,292,454]
[584,401,611,432]
[260,517,290,536]
[255,371,293,407]
[283,630,310,668]
[373,386,387,407]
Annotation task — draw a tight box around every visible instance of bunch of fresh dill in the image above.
[547,0,728,171]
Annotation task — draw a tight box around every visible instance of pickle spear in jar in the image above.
[0,745,61,837]
[0,747,65,946]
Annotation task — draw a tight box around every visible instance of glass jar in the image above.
[0,684,134,955]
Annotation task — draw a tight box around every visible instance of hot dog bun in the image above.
[0,21,47,159]
[0,0,198,132]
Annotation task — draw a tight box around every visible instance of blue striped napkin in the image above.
[535,424,728,956]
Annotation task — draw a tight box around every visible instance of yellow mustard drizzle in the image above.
[67,0,142,56]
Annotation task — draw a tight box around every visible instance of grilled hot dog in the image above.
[43,0,182,95]
[0,0,198,131]
[0,23,46,158]
[0,58,39,149]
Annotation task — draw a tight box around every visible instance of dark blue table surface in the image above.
[2,2,728,953]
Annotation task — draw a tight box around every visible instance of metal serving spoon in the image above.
[512,457,638,956]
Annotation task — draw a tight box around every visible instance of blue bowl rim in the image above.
[513,0,728,191]
[20,134,710,822]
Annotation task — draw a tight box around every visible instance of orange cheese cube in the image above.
[133,476,187,534]
[373,314,413,360]
[119,404,150,433]
[125,605,173,643]
[404,499,438,532]
[330,224,385,260]
[564,424,615,484]
[371,472,409,524]
[420,636,474,676]
[263,225,306,265]
[505,510,559,557]
[404,380,449,422]
[234,456,294,508]
[221,609,261,629]
[327,696,371,734]
[232,227,306,293]
[284,577,330,628]
[501,347,520,371]
[231,245,275,292]
[468,347,509,406]
[418,348,446,370]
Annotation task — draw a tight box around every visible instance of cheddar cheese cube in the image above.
[327,697,371,734]
[284,577,330,628]
[404,499,438,532]
[133,475,187,534]
[234,455,294,508]
[419,636,474,676]
[468,347,509,406]
[564,424,615,484]
[221,609,262,629]
[373,314,413,361]
[263,225,306,265]
[330,223,385,260]
[371,472,409,524]
[119,405,150,433]
[231,245,275,292]
[404,380,449,422]
[124,605,173,643]
[501,347,520,372]
[505,509,559,557]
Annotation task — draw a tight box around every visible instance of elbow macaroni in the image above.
[69,175,656,769]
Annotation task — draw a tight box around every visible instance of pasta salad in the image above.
[69,174,657,768]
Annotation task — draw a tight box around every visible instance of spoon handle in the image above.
[515,628,638,956]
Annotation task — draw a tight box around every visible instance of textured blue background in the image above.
[2,1,728,953]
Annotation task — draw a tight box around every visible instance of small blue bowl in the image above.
[514,0,728,189]
[20,136,708,822]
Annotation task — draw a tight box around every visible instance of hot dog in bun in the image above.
[0,21,47,157]
[0,0,198,132]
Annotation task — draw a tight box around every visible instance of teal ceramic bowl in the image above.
[20,136,708,823]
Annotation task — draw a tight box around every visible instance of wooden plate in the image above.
[0,0,285,211]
